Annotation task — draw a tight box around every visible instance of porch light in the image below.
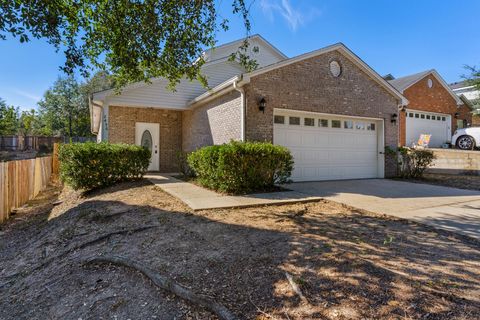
[391,113,398,124]
[454,112,459,119]
[258,97,266,113]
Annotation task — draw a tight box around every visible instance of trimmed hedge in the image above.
[187,141,294,194]
[58,142,151,190]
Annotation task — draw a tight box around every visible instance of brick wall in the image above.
[400,75,470,145]
[457,103,473,128]
[243,50,400,177]
[108,106,182,172]
[182,91,242,152]
[473,114,480,127]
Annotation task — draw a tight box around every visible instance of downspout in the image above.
[233,77,246,141]
[89,94,104,140]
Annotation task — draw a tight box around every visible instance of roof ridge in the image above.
[391,69,433,81]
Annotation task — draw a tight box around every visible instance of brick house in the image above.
[91,35,407,181]
[450,80,480,126]
[388,70,473,147]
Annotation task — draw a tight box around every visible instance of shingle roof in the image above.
[449,80,470,90]
[388,69,463,105]
[388,70,433,92]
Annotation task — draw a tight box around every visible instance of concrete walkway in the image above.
[287,179,480,240]
[145,174,322,210]
[146,174,480,239]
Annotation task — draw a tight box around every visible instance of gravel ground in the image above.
[1,180,479,319]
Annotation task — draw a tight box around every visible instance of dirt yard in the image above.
[416,173,480,191]
[1,180,479,320]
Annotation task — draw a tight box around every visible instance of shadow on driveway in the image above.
[287,179,480,240]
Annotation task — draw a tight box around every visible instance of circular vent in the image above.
[427,78,433,88]
[329,60,342,77]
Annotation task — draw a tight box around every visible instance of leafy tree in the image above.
[18,109,39,135]
[0,99,19,135]
[464,66,480,111]
[37,76,84,137]
[37,72,114,137]
[465,66,480,87]
[79,71,115,106]
[0,1,252,89]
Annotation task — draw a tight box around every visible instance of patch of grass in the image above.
[383,235,395,245]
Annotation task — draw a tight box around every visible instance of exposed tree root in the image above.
[1,226,157,284]
[285,272,309,304]
[84,255,237,320]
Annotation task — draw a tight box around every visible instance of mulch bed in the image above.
[1,180,479,319]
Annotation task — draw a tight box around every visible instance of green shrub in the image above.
[393,147,436,178]
[187,141,294,194]
[176,151,194,178]
[58,142,150,190]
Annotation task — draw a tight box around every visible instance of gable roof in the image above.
[92,34,287,105]
[459,94,474,110]
[389,69,463,105]
[389,70,432,92]
[203,34,287,62]
[242,42,408,105]
[449,80,470,90]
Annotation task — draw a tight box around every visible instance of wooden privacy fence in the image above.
[0,156,54,222]
[0,135,95,151]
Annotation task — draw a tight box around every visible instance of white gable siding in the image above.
[203,61,245,88]
[205,37,285,68]
[104,61,244,110]
[105,78,203,109]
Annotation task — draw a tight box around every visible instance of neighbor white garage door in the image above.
[273,110,383,182]
[405,109,451,148]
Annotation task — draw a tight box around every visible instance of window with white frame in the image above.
[304,118,315,126]
[289,116,300,125]
[355,122,366,130]
[274,115,285,124]
[319,119,329,127]
[332,120,341,128]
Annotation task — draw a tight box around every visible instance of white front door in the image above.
[273,110,383,182]
[405,110,451,148]
[135,122,160,171]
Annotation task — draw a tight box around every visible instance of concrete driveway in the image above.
[288,179,480,240]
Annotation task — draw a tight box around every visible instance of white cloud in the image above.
[260,0,319,31]
[12,89,41,102]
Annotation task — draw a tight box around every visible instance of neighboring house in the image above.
[450,80,480,126]
[91,35,406,181]
[388,70,472,148]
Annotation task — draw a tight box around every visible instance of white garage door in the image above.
[405,110,451,148]
[273,110,382,182]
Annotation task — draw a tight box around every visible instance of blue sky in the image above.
[0,0,479,110]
